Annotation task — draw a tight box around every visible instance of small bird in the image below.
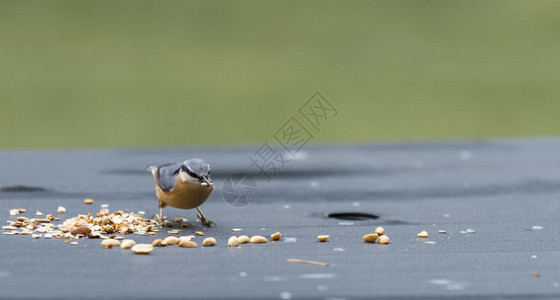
[148,158,215,227]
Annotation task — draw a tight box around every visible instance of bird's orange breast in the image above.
[154,177,213,210]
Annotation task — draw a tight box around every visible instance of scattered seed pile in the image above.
[3,206,161,240]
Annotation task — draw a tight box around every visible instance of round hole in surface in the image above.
[326,212,379,221]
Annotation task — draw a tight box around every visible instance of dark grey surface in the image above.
[1,138,560,299]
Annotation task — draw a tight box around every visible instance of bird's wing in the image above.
[156,162,182,191]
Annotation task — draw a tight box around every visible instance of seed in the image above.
[375,227,385,235]
[181,224,189,228]
[17,208,26,213]
[83,198,94,205]
[70,241,78,245]
[120,239,136,249]
[250,235,268,244]
[179,240,197,248]
[101,239,120,248]
[9,209,19,216]
[237,235,250,244]
[378,235,391,244]
[99,208,109,216]
[35,211,43,216]
[57,206,66,214]
[202,237,216,246]
[232,228,242,232]
[31,234,41,239]
[131,244,153,254]
[417,231,429,238]
[317,235,329,242]
[363,233,378,243]
[152,238,163,246]
[195,231,205,236]
[162,236,179,246]
[271,232,282,241]
[438,230,447,234]
[70,226,92,236]
[228,236,239,247]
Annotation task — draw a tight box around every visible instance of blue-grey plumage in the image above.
[148,158,214,227]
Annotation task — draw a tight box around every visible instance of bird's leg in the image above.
[196,207,215,227]
[154,201,171,227]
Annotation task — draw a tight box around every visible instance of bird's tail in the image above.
[146,165,158,175]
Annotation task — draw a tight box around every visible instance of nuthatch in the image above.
[148,158,215,227]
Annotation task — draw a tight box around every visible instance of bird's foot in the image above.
[197,211,215,227]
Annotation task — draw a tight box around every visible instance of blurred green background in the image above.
[1,0,559,150]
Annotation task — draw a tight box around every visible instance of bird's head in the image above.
[180,158,212,186]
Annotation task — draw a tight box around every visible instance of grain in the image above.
[271,232,282,241]
[237,235,250,244]
[228,236,239,247]
[286,258,329,267]
[83,198,94,205]
[374,227,385,235]
[438,230,447,234]
[9,209,19,216]
[317,235,329,242]
[101,239,120,248]
[250,235,268,243]
[195,231,205,236]
[363,233,378,243]
[179,240,197,248]
[378,235,391,244]
[120,239,136,249]
[152,238,163,246]
[202,237,216,246]
[131,244,153,254]
[162,236,179,246]
[417,231,429,238]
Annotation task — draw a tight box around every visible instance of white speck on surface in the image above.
[138,211,145,215]
[285,237,297,243]
[101,204,109,208]
[460,231,467,234]
[9,209,19,216]
[280,292,292,300]
[531,255,537,259]
[298,273,336,279]
[532,225,543,230]
[351,202,360,207]
[239,272,247,277]
[429,279,451,285]
[338,221,354,226]
[333,248,345,252]
[231,228,242,232]
[466,229,475,233]
[443,214,451,218]
[310,181,319,188]
[261,228,266,231]
[265,276,284,282]
[284,205,290,209]
[429,279,466,291]
[425,241,436,244]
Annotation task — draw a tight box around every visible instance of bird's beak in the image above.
[201,176,212,186]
